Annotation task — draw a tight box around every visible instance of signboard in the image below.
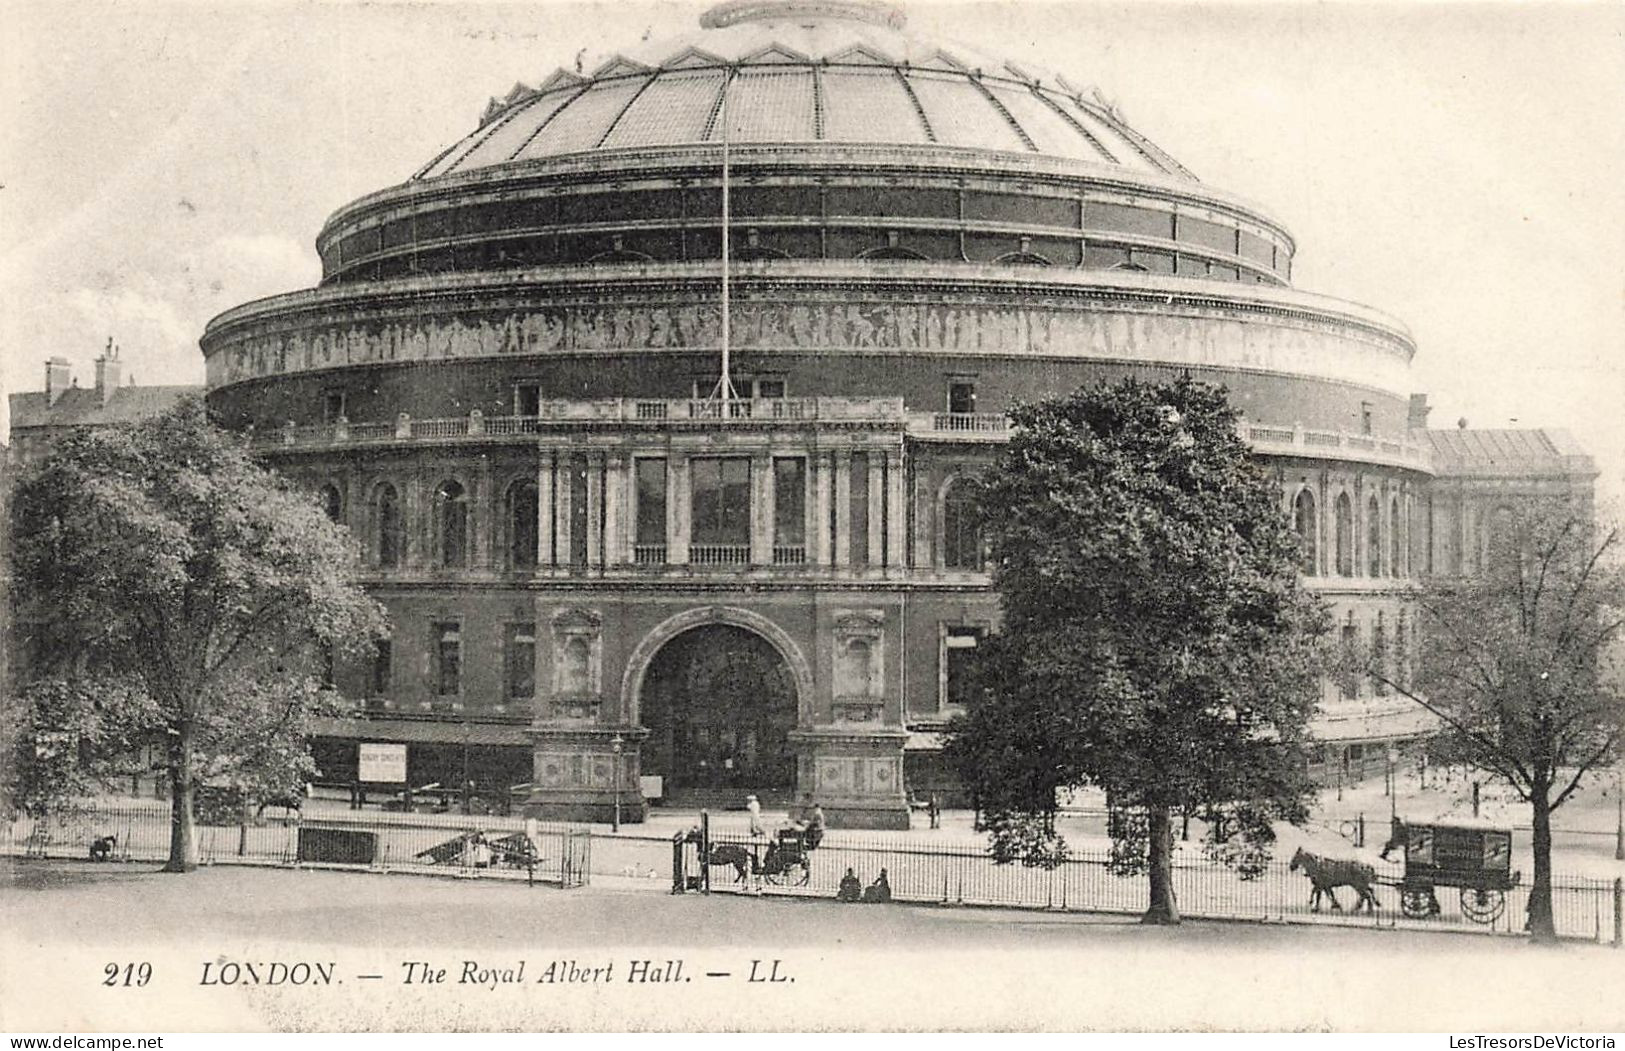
[640,776,664,800]
[358,743,407,784]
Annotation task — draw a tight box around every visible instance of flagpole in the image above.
[719,68,734,404]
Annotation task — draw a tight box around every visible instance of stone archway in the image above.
[622,606,815,725]
[639,624,797,793]
[623,607,814,797]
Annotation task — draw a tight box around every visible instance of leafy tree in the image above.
[945,378,1328,923]
[1356,502,1624,942]
[7,398,386,871]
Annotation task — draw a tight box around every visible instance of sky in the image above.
[2,0,1621,504]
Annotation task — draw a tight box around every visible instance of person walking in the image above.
[806,802,826,849]
[746,793,764,837]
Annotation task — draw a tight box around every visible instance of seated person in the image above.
[861,868,892,904]
[837,868,863,903]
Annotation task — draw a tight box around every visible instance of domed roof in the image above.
[413,0,1194,182]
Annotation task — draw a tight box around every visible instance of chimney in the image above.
[44,357,72,404]
[1406,393,1431,431]
[94,339,122,405]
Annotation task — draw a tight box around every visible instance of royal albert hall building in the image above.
[202,0,1441,827]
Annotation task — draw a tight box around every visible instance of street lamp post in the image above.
[1615,766,1623,862]
[611,734,624,834]
[461,714,471,816]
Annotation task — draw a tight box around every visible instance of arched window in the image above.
[506,479,538,569]
[375,484,403,568]
[859,245,928,261]
[1334,493,1353,577]
[993,251,1053,266]
[1366,495,1382,577]
[943,481,984,570]
[319,483,343,524]
[435,480,469,568]
[1390,498,1403,577]
[1293,490,1318,575]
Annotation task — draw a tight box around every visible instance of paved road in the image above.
[2,859,1622,1032]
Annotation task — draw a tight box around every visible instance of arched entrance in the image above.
[639,624,798,797]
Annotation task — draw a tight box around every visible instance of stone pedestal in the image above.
[524,725,649,824]
[790,728,909,829]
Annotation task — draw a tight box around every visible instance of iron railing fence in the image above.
[689,829,1620,944]
[3,802,590,889]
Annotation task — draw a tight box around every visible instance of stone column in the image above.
[813,452,833,567]
[911,459,931,570]
[475,457,492,569]
[406,473,424,568]
[866,452,885,575]
[750,453,774,565]
[603,453,626,566]
[884,451,904,571]
[586,452,604,569]
[834,452,852,568]
[555,455,573,572]
[669,454,691,565]
[537,451,555,568]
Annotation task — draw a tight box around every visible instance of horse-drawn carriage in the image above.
[1289,818,1519,925]
[680,825,818,890]
[1389,819,1519,923]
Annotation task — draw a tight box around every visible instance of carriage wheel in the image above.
[1400,887,1436,919]
[764,861,810,887]
[1459,887,1506,924]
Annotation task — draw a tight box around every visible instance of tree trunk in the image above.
[1527,781,1556,943]
[163,722,198,873]
[1142,805,1181,925]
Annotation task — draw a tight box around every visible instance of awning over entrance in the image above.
[310,716,531,747]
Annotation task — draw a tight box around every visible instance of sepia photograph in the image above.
[2,0,1623,1036]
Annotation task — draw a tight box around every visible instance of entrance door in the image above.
[640,624,797,795]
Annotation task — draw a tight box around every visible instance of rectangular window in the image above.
[774,457,806,559]
[943,626,984,710]
[323,390,347,424]
[850,453,870,567]
[755,378,786,399]
[690,457,751,546]
[433,622,461,697]
[635,458,668,555]
[948,380,977,415]
[371,639,392,696]
[505,623,536,699]
[515,382,542,417]
[1361,402,1374,435]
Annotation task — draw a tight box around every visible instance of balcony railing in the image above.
[632,544,667,565]
[689,544,751,566]
[773,545,808,565]
[252,397,907,450]
[248,403,1430,471]
[1244,423,1431,470]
